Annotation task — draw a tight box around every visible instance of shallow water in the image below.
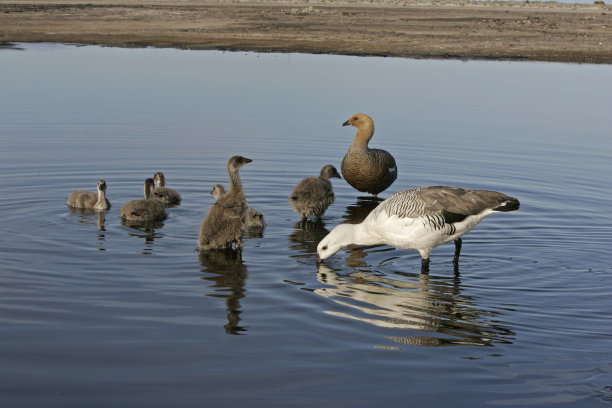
[0,43,611,407]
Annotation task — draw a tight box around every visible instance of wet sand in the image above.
[1,0,611,63]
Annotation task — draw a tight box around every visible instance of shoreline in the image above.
[1,0,611,63]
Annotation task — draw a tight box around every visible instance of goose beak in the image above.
[342,119,350,126]
[244,158,253,164]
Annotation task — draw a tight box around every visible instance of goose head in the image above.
[317,223,356,261]
[342,113,374,133]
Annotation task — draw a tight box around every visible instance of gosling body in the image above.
[67,180,111,210]
[153,172,181,206]
[211,183,264,232]
[289,165,341,220]
[198,156,252,250]
[341,113,397,197]
[120,178,167,222]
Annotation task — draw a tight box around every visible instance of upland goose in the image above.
[153,171,181,206]
[67,179,111,210]
[289,164,341,220]
[341,113,397,197]
[120,178,167,222]
[317,186,519,271]
[198,156,252,250]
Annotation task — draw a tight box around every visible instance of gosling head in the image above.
[320,165,341,180]
[143,178,156,199]
[316,223,355,261]
[210,184,226,200]
[228,155,252,171]
[97,180,107,193]
[153,172,165,187]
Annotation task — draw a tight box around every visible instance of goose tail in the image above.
[493,198,520,212]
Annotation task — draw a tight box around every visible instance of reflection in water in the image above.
[342,196,382,224]
[199,249,248,335]
[315,264,514,347]
[68,207,108,251]
[288,219,329,259]
[121,219,164,255]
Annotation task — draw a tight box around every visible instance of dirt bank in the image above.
[1,0,611,63]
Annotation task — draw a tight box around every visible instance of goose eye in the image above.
[322,245,328,251]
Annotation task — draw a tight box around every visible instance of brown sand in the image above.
[1,0,611,63]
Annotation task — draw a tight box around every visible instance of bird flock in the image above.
[66,113,519,271]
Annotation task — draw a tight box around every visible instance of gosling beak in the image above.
[244,158,253,164]
[342,119,350,126]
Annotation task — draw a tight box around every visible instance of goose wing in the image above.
[375,186,514,220]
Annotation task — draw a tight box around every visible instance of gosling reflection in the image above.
[68,207,108,250]
[199,249,248,335]
[315,264,514,347]
[288,219,329,259]
[122,219,164,255]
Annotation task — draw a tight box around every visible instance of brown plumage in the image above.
[120,178,167,222]
[341,113,397,197]
[67,179,111,210]
[289,165,341,220]
[153,171,181,206]
[198,156,252,251]
[210,183,264,233]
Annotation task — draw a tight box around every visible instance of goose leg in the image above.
[453,238,462,265]
[421,258,430,274]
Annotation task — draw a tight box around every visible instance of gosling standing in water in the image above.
[67,179,111,210]
[289,165,341,220]
[153,171,181,206]
[120,178,167,222]
[211,183,265,232]
[317,186,519,272]
[341,113,397,197]
[198,156,252,250]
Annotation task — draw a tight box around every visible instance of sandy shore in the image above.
[1,0,611,63]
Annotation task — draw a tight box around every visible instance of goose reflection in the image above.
[199,249,248,335]
[315,263,514,347]
[68,207,108,250]
[121,219,165,255]
[342,196,382,224]
[288,219,329,259]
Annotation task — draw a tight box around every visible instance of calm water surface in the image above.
[0,44,611,407]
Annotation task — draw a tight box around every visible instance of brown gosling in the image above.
[289,165,341,220]
[153,171,181,206]
[341,113,397,197]
[67,179,111,210]
[211,183,264,231]
[120,178,167,222]
[198,156,252,250]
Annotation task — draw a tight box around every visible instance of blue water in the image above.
[0,43,611,407]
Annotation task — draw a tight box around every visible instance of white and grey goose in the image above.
[317,186,519,271]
